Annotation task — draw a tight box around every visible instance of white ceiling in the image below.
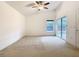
[6,1,62,17]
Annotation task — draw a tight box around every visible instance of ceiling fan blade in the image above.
[35,1,39,4]
[25,3,35,7]
[39,1,43,3]
[44,7,48,9]
[39,1,43,4]
[32,6,37,8]
[44,2,50,6]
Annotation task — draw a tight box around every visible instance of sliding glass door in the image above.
[61,17,67,40]
[56,16,67,40]
[56,18,62,38]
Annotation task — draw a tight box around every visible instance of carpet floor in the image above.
[0,36,79,57]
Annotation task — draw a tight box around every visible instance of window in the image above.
[46,20,54,32]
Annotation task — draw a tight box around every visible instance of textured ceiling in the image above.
[6,1,62,17]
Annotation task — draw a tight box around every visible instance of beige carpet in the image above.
[0,36,79,57]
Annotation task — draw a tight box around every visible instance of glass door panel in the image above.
[61,17,67,40]
[56,18,62,38]
[56,16,67,40]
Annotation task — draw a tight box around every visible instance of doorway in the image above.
[56,16,67,40]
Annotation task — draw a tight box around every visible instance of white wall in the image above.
[25,11,56,36]
[56,1,77,47]
[0,2,26,50]
[74,2,79,48]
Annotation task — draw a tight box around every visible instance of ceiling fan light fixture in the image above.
[38,5,44,9]
[26,1,50,11]
[39,7,43,9]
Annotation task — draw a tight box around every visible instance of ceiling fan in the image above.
[26,1,50,11]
